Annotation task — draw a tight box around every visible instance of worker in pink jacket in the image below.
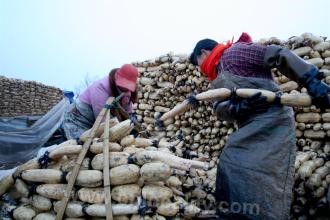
[63,64,139,139]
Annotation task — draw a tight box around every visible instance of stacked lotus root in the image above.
[0,76,63,117]
[133,54,223,213]
[0,32,329,220]
[132,32,330,219]
[0,119,210,219]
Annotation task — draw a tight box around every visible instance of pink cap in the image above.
[115,64,139,92]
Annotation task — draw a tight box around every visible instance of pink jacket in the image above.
[79,76,133,118]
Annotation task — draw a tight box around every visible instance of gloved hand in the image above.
[213,92,271,120]
[129,112,139,125]
[301,68,330,109]
[130,129,139,137]
[129,112,139,137]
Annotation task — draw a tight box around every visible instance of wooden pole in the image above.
[103,98,114,220]
[56,97,113,220]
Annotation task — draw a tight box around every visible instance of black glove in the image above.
[129,112,139,125]
[214,92,271,120]
[129,112,139,138]
[301,68,330,109]
[213,99,236,121]
[130,129,139,138]
[229,92,271,117]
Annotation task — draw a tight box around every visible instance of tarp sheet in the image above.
[0,98,69,169]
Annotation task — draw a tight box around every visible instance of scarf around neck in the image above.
[200,41,233,81]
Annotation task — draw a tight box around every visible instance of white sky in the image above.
[1,0,329,91]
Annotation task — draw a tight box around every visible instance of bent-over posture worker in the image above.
[190,32,330,219]
[63,64,139,140]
